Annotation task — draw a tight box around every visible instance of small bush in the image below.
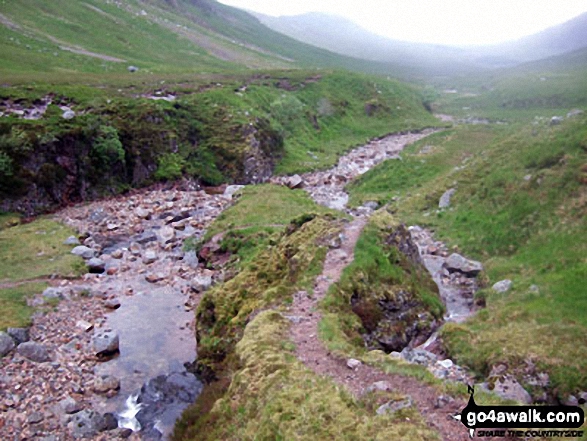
[91,125,124,165]
[155,152,186,181]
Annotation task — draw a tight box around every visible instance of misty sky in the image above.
[219,0,587,46]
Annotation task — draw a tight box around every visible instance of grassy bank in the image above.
[346,116,587,397]
[1,70,436,215]
[0,216,83,330]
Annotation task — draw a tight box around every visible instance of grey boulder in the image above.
[439,188,456,209]
[87,258,106,273]
[0,332,16,357]
[7,327,29,345]
[445,253,483,276]
[93,330,120,356]
[376,397,413,415]
[492,279,513,293]
[17,341,51,362]
[71,246,95,260]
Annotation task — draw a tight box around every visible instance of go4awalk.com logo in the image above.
[454,386,585,438]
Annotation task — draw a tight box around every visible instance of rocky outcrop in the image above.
[350,223,442,353]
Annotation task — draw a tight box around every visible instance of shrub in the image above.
[91,125,124,165]
[155,152,185,181]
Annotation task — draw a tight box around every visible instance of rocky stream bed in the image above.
[0,129,537,440]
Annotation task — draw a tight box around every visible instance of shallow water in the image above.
[93,284,196,424]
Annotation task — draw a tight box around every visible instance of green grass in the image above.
[0,216,83,331]
[207,184,341,237]
[0,212,21,230]
[0,282,46,330]
[274,73,440,175]
[346,114,587,397]
[431,48,587,124]
[0,217,83,282]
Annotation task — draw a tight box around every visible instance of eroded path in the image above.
[285,130,473,441]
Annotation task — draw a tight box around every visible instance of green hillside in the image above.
[0,0,409,78]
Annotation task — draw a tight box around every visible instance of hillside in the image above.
[0,0,410,78]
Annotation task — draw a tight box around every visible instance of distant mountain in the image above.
[253,12,479,76]
[255,10,587,71]
[470,12,587,67]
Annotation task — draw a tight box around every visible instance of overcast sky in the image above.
[219,0,587,46]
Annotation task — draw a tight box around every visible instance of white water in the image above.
[117,393,143,432]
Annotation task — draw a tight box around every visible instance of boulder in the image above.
[145,273,165,283]
[76,320,94,332]
[0,332,16,357]
[492,279,513,293]
[59,396,83,414]
[94,375,121,394]
[42,287,63,300]
[111,249,123,259]
[224,185,245,198]
[550,116,564,125]
[445,253,483,276]
[68,410,105,438]
[437,359,454,369]
[158,226,175,244]
[104,298,121,310]
[183,251,199,269]
[64,236,80,246]
[17,341,51,362]
[376,397,413,415]
[400,347,437,366]
[366,381,393,393]
[28,412,44,424]
[87,258,105,273]
[62,110,76,120]
[128,65,139,73]
[135,230,158,245]
[190,274,212,293]
[99,413,119,432]
[490,375,532,404]
[7,327,29,345]
[135,207,151,219]
[71,246,95,260]
[286,174,304,189]
[93,330,119,356]
[439,188,456,209]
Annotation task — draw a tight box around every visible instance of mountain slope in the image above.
[471,12,587,66]
[0,0,412,77]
